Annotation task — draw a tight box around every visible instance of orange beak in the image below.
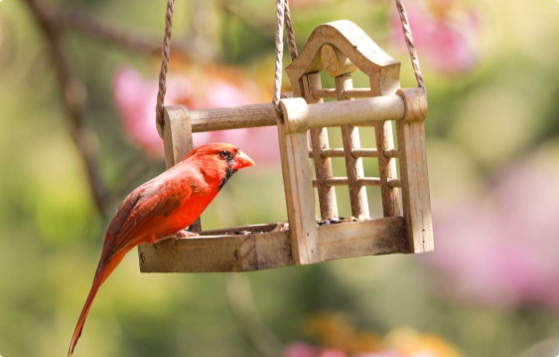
[231,150,255,170]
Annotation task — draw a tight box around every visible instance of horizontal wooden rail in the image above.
[308,148,399,159]
[138,217,408,273]
[311,88,375,99]
[312,177,401,188]
[281,96,406,133]
[188,103,278,132]
[173,94,407,134]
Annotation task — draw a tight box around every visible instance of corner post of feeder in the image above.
[277,97,321,265]
[163,105,194,168]
[162,104,202,232]
[395,88,433,253]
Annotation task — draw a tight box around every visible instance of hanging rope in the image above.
[272,0,286,117]
[284,1,298,62]
[273,0,298,119]
[394,0,426,93]
[155,0,176,138]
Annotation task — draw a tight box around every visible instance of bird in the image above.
[67,142,255,356]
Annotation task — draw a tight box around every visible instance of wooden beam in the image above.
[277,99,321,264]
[138,218,408,273]
[396,120,434,253]
[319,216,407,261]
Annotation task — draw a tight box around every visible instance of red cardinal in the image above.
[68,142,254,356]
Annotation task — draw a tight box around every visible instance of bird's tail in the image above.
[67,251,126,357]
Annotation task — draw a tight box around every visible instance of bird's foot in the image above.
[155,230,199,248]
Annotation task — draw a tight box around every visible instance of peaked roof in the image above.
[286,20,401,96]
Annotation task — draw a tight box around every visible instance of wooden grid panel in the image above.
[308,126,401,219]
[305,72,401,222]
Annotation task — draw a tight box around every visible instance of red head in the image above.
[181,142,255,189]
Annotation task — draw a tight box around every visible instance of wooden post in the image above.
[163,105,193,168]
[396,88,433,253]
[162,105,201,232]
[278,98,321,265]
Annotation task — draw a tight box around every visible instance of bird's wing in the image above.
[101,177,194,264]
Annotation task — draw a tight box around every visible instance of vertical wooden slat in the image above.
[278,98,321,265]
[396,119,433,253]
[303,73,339,220]
[336,74,370,219]
[375,120,401,217]
[163,105,193,168]
[163,105,201,232]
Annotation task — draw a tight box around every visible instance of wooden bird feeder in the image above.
[138,20,433,273]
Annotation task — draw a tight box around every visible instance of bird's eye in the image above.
[219,150,231,160]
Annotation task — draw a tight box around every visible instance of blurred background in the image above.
[2,0,559,356]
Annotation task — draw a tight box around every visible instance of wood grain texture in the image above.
[397,87,428,122]
[163,105,201,232]
[164,96,406,136]
[397,119,434,253]
[163,105,193,168]
[281,95,406,131]
[187,103,278,132]
[337,74,370,219]
[138,229,292,273]
[318,217,407,261]
[375,120,401,217]
[285,20,400,97]
[277,101,321,265]
[305,73,339,220]
[138,218,408,272]
[312,177,401,187]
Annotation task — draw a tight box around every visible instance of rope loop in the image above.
[273,0,298,121]
[155,0,176,138]
[394,0,426,95]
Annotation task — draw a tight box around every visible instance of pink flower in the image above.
[389,0,480,75]
[426,159,559,311]
[284,342,320,357]
[318,349,348,357]
[113,66,280,163]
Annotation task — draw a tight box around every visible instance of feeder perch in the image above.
[138,20,433,273]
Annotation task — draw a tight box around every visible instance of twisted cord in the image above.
[394,0,426,93]
[284,0,298,61]
[155,0,176,138]
[272,0,286,117]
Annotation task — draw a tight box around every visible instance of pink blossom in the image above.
[426,160,559,311]
[389,1,480,75]
[318,349,347,357]
[113,66,280,163]
[284,342,320,357]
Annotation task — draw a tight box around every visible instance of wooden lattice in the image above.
[138,20,433,273]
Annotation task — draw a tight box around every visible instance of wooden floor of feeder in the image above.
[138,20,434,273]
[138,217,406,273]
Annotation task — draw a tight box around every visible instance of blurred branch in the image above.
[225,274,284,357]
[22,0,112,216]
[20,0,197,216]
[54,7,194,55]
